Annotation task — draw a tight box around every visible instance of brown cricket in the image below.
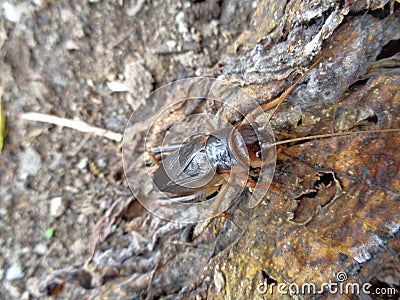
[147,57,400,214]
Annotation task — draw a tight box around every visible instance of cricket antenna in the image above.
[264,128,400,149]
[245,56,323,123]
[266,56,323,123]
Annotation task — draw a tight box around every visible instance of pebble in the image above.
[166,40,177,48]
[32,0,43,6]
[50,197,67,217]
[72,238,87,257]
[76,157,88,170]
[5,263,24,281]
[213,267,225,293]
[77,214,87,224]
[19,147,42,176]
[79,204,97,216]
[2,2,20,23]
[97,158,107,168]
[34,243,47,256]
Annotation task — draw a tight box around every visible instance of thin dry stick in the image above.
[21,112,122,142]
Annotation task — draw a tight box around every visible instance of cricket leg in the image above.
[210,183,231,216]
[156,186,220,204]
[245,57,322,123]
[204,116,217,132]
[147,143,183,155]
[147,143,183,167]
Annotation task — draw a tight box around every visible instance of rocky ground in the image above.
[0,0,255,298]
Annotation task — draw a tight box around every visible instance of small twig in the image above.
[21,112,123,142]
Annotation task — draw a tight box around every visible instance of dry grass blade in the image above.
[21,112,123,142]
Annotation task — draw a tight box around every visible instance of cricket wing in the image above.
[153,136,216,194]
